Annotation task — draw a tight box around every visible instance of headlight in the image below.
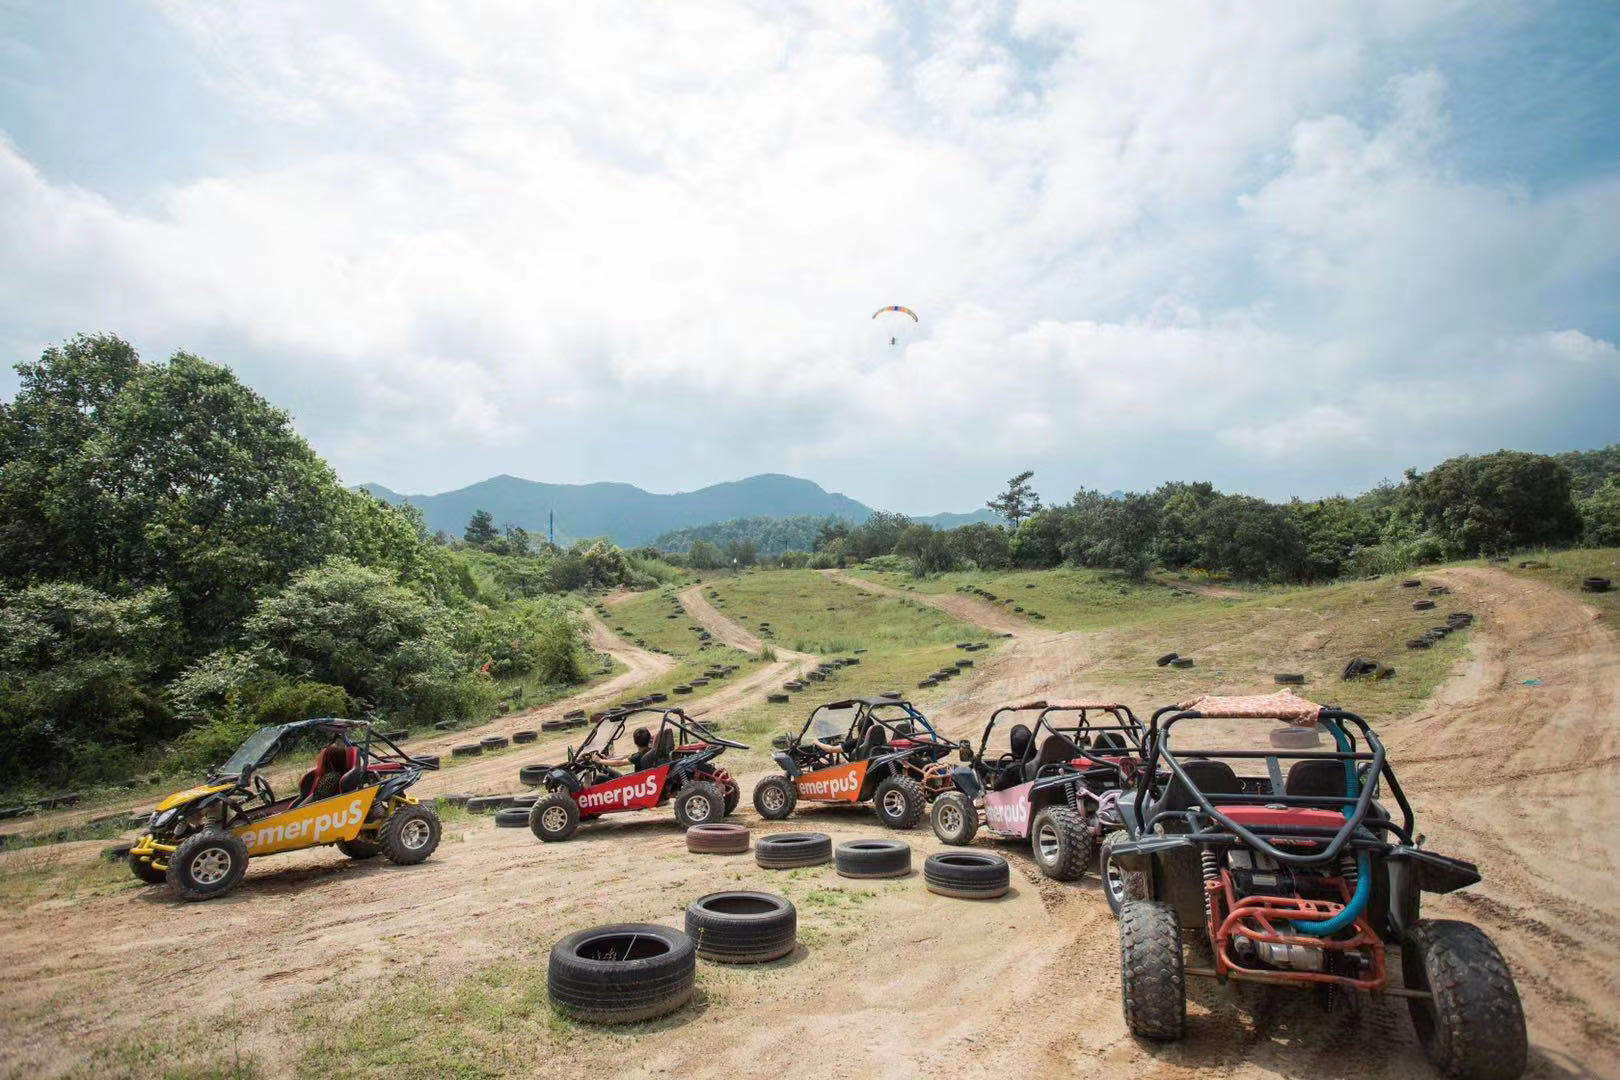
[149,808,178,831]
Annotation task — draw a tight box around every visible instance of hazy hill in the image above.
[359,472,998,547]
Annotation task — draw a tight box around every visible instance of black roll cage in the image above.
[974,702,1145,775]
[1133,704,1417,867]
[571,705,748,765]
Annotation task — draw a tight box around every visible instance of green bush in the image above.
[252,681,353,725]
[165,715,258,775]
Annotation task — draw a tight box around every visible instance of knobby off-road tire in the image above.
[686,823,749,854]
[835,838,911,879]
[673,782,725,828]
[548,923,696,1024]
[1402,920,1528,1080]
[381,804,441,864]
[129,852,167,884]
[752,775,797,820]
[1030,806,1091,881]
[166,829,250,901]
[1120,901,1185,1039]
[684,891,796,964]
[1100,832,1148,917]
[530,793,580,841]
[931,791,978,845]
[722,782,740,817]
[872,776,926,830]
[755,832,831,869]
[337,837,382,859]
[923,852,1009,899]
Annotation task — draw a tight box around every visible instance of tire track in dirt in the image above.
[672,583,818,719]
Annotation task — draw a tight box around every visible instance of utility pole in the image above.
[548,509,555,547]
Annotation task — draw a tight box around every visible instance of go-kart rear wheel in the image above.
[872,776,926,830]
[930,791,978,845]
[674,782,724,828]
[167,829,250,902]
[531,793,580,841]
[337,837,382,859]
[723,783,740,816]
[1403,919,1527,1080]
[380,804,441,865]
[1030,805,1090,882]
[1120,901,1185,1040]
[752,776,796,820]
[128,852,166,884]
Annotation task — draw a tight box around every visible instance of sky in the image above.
[1,1,1616,515]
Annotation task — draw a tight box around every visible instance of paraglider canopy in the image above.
[871,305,919,322]
[872,305,918,346]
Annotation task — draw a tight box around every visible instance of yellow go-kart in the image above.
[129,718,441,901]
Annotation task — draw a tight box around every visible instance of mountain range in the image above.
[358,473,1001,547]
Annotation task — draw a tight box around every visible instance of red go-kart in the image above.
[528,706,745,841]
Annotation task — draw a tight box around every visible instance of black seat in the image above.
[1093,732,1129,752]
[1154,759,1243,816]
[1026,734,1079,781]
[645,728,676,769]
[1286,759,1349,798]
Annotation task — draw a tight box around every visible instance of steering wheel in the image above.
[252,773,275,805]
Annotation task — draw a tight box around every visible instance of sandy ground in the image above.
[1,569,1615,1079]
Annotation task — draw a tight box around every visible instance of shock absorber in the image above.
[1068,782,1084,815]
[1201,847,1221,926]
[1340,851,1359,892]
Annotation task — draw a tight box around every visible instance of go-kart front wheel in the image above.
[674,782,725,828]
[167,829,250,902]
[381,804,441,864]
[530,793,580,841]
[752,776,796,820]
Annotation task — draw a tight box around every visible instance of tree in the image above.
[1063,490,1160,578]
[845,511,911,561]
[1406,451,1582,556]
[948,522,1012,569]
[687,539,723,570]
[894,524,955,574]
[724,538,758,567]
[987,470,1042,525]
[464,509,498,547]
[1579,477,1620,547]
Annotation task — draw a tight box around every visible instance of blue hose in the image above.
[1291,719,1371,937]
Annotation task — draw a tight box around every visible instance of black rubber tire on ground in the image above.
[380,803,441,864]
[1407,638,1433,650]
[1274,673,1306,685]
[685,892,796,964]
[930,791,978,845]
[1401,579,1421,587]
[1402,920,1528,1080]
[548,922,696,1024]
[166,828,250,901]
[519,764,551,787]
[1156,652,1178,666]
[337,837,382,859]
[129,852,167,884]
[673,781,725,828]
[452,744,482,757]
[1100,832,1148,917]
[466,796,509,813]
[752,776,797,820]
[872,776,927,830]
[835,838,912,879]
[1170,658,1194,668]
[481,736,510,750]
[1414,599,1436,611]
[530,793,580,841]
[1030,806,1091,881]
[1582,577,1611,593]
[494,807,531,828]
[513,730,538,744]
[755,832,831,869]
[923,851,1009,898]
[686,823,750,854]
[1120,901,1186,1040]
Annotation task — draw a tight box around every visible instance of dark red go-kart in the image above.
[528,706,746,841]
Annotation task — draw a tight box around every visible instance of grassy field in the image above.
[696,570,999,766]
[853,564,1269,632]
[1481,546,1619,618]
[592,588,759,707]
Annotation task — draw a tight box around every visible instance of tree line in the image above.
[0,336,614,785]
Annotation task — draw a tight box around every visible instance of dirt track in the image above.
[1,570,1615,1078]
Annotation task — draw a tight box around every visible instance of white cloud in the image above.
[0,0,1615,510]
